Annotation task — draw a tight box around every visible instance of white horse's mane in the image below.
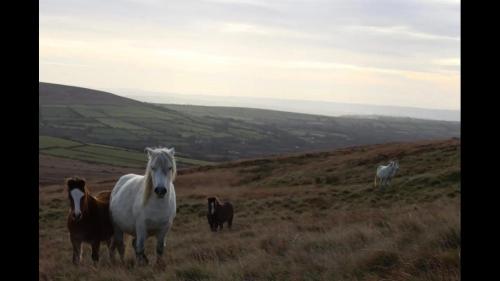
[143,147,177,204]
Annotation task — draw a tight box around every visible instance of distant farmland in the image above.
[39,82,460,162]
[39,136,213,168]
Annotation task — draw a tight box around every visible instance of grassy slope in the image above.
[39,139,460,281]
[39,136,213,168]
[40,82,460,162]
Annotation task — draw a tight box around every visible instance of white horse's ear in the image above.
[169,147,175,156]
[145,147,154,158]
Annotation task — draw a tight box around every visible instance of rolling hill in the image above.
[40,82,460,162]
[39,138,460,281]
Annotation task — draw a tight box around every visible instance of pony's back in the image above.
[223,201,233,210]
[110,174,145,235]
[111,174,137,197]
[95,190,111,203]
[219,201,234,222]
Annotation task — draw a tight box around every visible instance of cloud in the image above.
[347,25,459,41]
[39,61,92,68]
[433,58,460,66]
[39,0,460,110]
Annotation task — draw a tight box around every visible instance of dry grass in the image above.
[39,139,460,281]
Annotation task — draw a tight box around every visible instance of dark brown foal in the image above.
[66,177,114,265]
[207,197,233,232]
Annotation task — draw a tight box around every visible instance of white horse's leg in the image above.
[111,226,125,263]
[380,177,386,191]
[155,222,172,266]
[135,221,149,266]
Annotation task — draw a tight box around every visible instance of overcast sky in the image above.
[39,0,460,110]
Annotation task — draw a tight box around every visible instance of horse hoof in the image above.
[136,254,149,266]
[90,262,99,270]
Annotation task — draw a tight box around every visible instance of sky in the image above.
[39,0,460,110]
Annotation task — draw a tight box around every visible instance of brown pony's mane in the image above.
[65,176,88,189]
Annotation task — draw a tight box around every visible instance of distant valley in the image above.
[115,89,460,122]
[39,82,460,163]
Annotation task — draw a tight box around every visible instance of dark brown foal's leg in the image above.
[71,237,82,265]
[91,241,101,264]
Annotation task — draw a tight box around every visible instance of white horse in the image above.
[109,147,177,265]
[374,160,399,190]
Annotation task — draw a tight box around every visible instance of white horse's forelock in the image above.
[145,147,176,172]
[143,147,177,204]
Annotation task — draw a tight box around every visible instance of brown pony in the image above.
[66,177,114,265]
[206,197,233,232]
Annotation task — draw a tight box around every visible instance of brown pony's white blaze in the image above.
[69,186,86,220]
[66,177,114,265]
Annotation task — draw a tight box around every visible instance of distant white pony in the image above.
[374,160,399,190]
[110,147,176,266]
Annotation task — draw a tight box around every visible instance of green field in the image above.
[39,135,83,149]
[39,135,213,168]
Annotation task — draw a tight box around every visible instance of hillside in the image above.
[178,138,460,204]
[39,82,145,106]
[39,139,460,281]
[39,154,142,186]
[40,82,460,162]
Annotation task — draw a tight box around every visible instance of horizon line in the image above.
[39,80,460,112]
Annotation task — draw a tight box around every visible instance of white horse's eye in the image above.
[169,167,172,171]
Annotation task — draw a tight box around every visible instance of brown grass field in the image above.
[39,138,460,281]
